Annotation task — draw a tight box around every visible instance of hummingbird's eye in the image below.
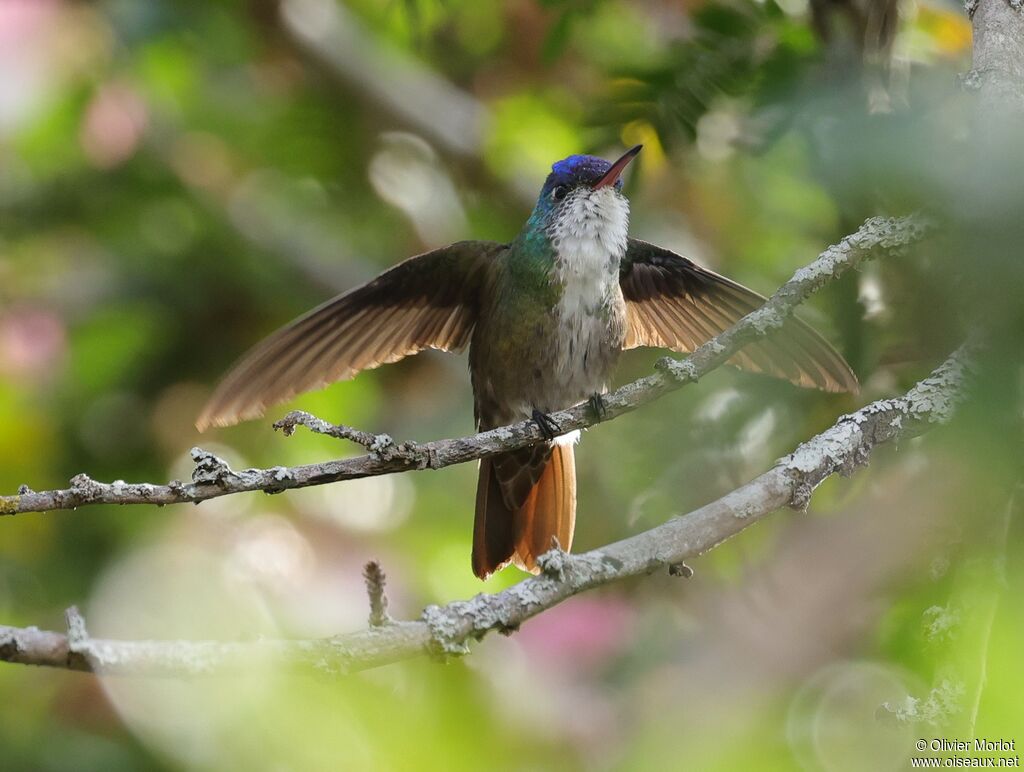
[552,185,568,201]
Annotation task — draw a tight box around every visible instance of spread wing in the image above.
[620,240,858,393]
[197,240,505,430]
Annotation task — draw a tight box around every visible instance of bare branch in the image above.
[968,0,1024,110]
[0,341,975,676]
[0,215,932,518]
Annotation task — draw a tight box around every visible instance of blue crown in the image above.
[542,154,619,195]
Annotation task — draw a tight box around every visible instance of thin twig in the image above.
[274,411,399,455]
[0,215,932,517]
[363,561,391,628]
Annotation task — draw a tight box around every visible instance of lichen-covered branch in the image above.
[0,214,931,518]
[968,0,1024,111]
[0,342,975,676]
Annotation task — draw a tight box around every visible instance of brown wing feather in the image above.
[620,239,858,393]
[197,241,504,430]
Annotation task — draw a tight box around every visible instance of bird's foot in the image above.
[588,393,608,421]
[531,409,561,441]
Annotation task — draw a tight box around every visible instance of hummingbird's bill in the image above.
[593,144,642,189]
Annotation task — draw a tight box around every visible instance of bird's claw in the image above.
[588,393,608,421]
[532,409,561,441]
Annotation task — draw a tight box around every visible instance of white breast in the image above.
[550,187,630,316]
[546,187,629,400]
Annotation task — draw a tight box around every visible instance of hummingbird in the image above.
[197,145,857,579]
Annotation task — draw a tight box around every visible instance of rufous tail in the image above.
[471,443,576,579]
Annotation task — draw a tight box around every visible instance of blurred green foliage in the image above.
[0,0,1021,770]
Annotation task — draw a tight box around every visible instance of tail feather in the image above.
[472,457,516,578]
[472,443,577,579]
[512,443,576,571]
